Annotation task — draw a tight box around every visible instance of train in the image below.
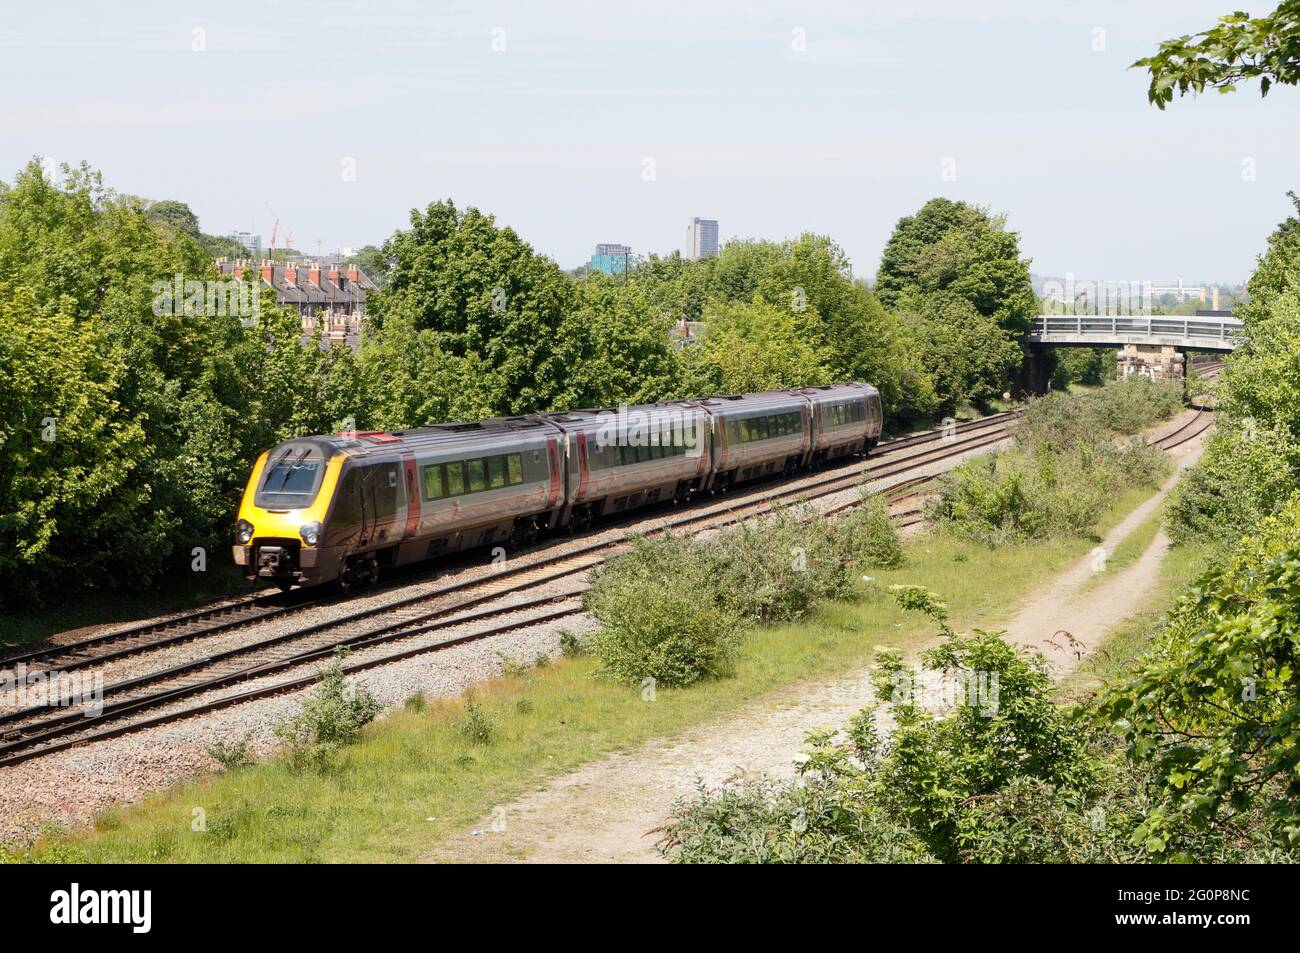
[233,382,883,591]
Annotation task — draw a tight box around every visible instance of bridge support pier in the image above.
[1116,344,1184,383]
[1019,344,1052,396]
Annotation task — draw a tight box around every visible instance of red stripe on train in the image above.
[401,454,420,539]
[546,437,562,508]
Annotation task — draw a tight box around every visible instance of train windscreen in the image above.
[255,445,328,510]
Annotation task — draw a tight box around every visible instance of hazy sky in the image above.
[2,0,1296,285]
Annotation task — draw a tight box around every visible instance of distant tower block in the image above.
[1116,344,1185,382]
[686,217,719,260]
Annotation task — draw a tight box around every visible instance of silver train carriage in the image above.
[234,382,883,589]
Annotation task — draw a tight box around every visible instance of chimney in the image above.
[345,265,360,283]
[284,263,297,285]
[308,262,322,286]
[233,260,245,280]
[260,259,273,284]
[327,264,341,288]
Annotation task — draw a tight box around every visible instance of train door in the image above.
[358,461,403,547]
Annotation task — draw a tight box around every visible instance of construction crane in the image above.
[265,202,295,257]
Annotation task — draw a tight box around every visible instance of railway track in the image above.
[0,410,1021,766]
[1148,408,1215,450]
[0,410,1015,677]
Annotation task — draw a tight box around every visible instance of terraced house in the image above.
[216,257,379,345]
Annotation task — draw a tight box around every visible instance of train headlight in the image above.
[235,519,254,544]
[299,521,323,546]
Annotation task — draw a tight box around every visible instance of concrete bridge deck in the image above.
[1028,315,1243,352]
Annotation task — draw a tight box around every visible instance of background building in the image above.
[216,258,378,347]
[229,230,262,254]
[686,217,719,260]
[589,243,632,275]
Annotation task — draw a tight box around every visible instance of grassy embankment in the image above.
[6,478,1176,864]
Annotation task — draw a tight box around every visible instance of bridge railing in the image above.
[1030,315,1245,344]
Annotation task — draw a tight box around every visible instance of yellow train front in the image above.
[233,422,569,592]
[233,436,351,590]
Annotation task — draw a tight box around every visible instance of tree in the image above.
[876,199,1035,409]
[144,199,202,241]
[901,296,1023,412]
[1135,2,1300,109]
[370,200,576,416]
[0,159,359,603]
[1167,193,1300,548]
[876,198,1037,334]
[551,276,682,409]
[349,244,391,289]
[682,299,828,395]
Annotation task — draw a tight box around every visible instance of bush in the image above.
[457,697,497,745]
[585,498,902,688]
[927,383,1172,545]
[1084,376,1183,433]
[273,651,381,770]
[661,586,1095,863]
[701,507,852,625]
[827,492,904,569]
[585,535,744,688]
[558,629,589,658]
[206,734,254,770]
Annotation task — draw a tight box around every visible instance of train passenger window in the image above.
[726,419,739,444]
[684,424,698,449]
[422,464,445,501]
[466,459,487,493]
[445,462,465,496]
[588,442,607,471]
[636,444,651,463]
[487,456,506,489]
[507,453,524,485]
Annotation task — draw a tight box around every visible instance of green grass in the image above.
[6,490,1162,864]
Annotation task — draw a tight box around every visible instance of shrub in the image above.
[458,697,497,745]
[206,734,254,770]
[558,629,589,658]
[1084,376,1183,434]
[660,586,1096,863]
[927,383,1172,545]
[273,650,381,770]
[701,507,851,625]
[828,492,904,569]
[585,535,743,688]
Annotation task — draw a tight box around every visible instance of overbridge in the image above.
[1028,315,1243,352]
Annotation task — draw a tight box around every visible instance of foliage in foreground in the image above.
[273,652,381,771]
[660,586,1296,864]
[584,495,903,688]
[1100,493,1300,860]
[926,379,1173,546]
[1134,1,1300,109]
